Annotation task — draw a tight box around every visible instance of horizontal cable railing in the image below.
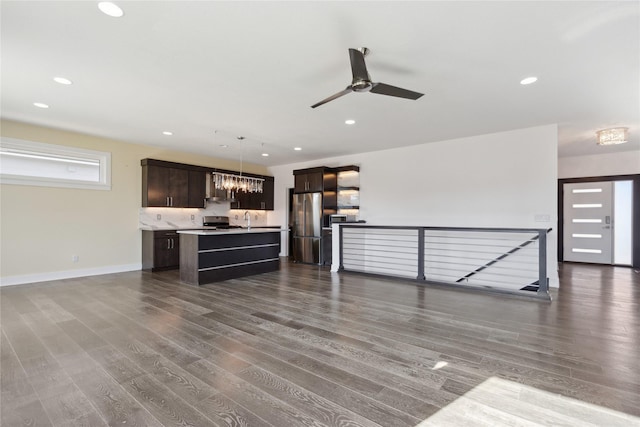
[338,225,552,299]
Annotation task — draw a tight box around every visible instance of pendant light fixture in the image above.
[212,135,264,194]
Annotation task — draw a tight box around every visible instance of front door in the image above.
[563,181,613,264]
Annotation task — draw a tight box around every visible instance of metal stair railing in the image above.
[338,225,552,300]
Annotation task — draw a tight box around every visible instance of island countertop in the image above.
[140,225,284,231]
[179,228,282,285]
[177,227,285,235]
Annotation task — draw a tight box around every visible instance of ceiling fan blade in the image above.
[311,87,352,108]
[349,48,370,82]
[370,82,424,100]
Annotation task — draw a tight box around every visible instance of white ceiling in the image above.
[1,1,638,167]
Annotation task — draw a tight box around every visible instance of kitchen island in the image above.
[177,228,282,285]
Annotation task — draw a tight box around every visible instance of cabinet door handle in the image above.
[261,202,266,209]
[172,238,175,249]
[170,196,173,206]
[167,239,171,249]
[166,196,170,206]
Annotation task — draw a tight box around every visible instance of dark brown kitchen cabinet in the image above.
[230,177,274,210]
[142,164,188,207]
[142,159,207,208]
[261,177,274,210]
[187,170,207,208]
[142,230,179,271]
[142,158,271,209]
[294,170,323,193]
[229,190,250,210]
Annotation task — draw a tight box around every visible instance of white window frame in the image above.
[0,137,111,190]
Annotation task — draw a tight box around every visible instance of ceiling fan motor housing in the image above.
[352,79,373,92]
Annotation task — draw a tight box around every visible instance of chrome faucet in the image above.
[244,210,251,229]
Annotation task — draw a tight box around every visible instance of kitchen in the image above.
[139,157,362,285]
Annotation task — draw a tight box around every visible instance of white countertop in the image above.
[140,225,282,231]
[177,227,285,235]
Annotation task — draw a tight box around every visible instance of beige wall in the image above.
[0,119,268,285]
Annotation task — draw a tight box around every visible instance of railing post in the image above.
[417,228,425,280]
[338,225,344,271]
[537,230,550,298]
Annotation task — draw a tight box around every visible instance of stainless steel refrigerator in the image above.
[292,192,322,264]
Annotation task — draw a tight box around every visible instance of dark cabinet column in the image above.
[294,174,308,193]
[187,170,206,208]
[262,178,275,210]
[144,165,170,206]
[307,172,324,192]
[168,168,188,207]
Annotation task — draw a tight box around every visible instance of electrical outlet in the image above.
[235,215,238,220]
[190,214,195,220]
[72,255,79,263]
[156,214,161,220]
[255,215,258,220]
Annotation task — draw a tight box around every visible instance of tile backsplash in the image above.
[139,201,268,229]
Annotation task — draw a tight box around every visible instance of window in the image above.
[0,137,111,190]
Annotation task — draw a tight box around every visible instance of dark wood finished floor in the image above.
[1,261,639,426]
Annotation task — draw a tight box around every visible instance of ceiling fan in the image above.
[311,47,424,108]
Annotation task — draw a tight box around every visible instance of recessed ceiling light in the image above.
[162,131,173,136]
[294,147,302,151]
[53,77,72,85]
[98,2,124,17]
[262,153,269,157]
[345,119,356,125]
[219,144,228,148]
[520,77,538,85]
[33,102,49,108]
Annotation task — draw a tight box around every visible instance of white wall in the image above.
[269,124,559,287]
[558,150,640,179]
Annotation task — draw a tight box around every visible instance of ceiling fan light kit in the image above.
[311,47,424,108]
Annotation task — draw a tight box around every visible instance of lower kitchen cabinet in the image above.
[142,230,180,271]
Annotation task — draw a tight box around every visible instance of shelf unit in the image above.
[336,165,360,220]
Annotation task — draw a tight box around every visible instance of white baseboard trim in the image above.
[0,263,142,287]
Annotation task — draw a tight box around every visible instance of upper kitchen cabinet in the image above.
[229,176,274,210]
[142,159,274,209]
[293,167,326,193]
[141,159,206,208]
[187,170,207,208]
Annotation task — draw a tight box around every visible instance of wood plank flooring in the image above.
[1,261,639,426]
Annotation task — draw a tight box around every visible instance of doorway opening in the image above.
[558,175,639,268]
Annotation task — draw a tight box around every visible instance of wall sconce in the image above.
[596,127,628,145]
